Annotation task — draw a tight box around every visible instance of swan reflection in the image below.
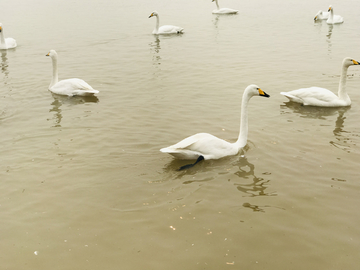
[1,51,9,77]
[233,156,276,197]
[281,102,353,152]
[49,93,99,128]
[149,36,161,67]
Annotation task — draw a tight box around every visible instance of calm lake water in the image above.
[1,0,360,269]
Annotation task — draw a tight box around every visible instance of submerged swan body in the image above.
[46,50,99,96]
[314,10,329,21]
[148,11,184,35]
[326,6,344,24]
[0,23,17,50]
[281,57,359,107]
[160,85,270,160]
[212,0,238,14]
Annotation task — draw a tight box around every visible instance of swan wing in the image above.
[213,8,238,14]
[157,25,184,34]
[50,78,99,96]
[281,87,343,106]
[5,37,17,49]
[161,133,235,160]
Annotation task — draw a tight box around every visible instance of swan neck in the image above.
[215,0,220,9]
[236,91,251,149]
[50,55,59,88]
[0,30,6,49]
[154,15,160,33]
[338,63,349,100]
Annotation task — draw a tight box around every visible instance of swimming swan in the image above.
[314,10,329,21]
[46,50,99,96]
[148,11,184,35]
[280,57,360,107]
[0,23,17,50]
[212,0,238,14]
[160,85,270,160]
[326,6,344,24]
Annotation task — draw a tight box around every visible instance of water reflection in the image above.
[233,156,276,197]
[281,102,353,152]
[280,101,349,120]
[1,51,9,78]
[48,93,99,127]
[326,24,333,55]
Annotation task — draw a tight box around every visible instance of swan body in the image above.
[281,57,359,107]
[326,6,344,24]
[149,11,184,35]
[160,85,270,160]
[46,50,99,96]
[212,0,238,14]
[0,23,17,50]
[314,10,329,21]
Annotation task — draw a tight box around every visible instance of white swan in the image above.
[160,85,270,160]
[327,6,344,24]
[280,57,360,107]
[0,23,17,50]
[148,11,184,35]
[212,0,238,14]
[46,50,99,96]
[314,10,329,21]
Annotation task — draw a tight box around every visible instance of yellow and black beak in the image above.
[314,16,317,21]
[46,52,50,56]
[0,26,2,32]
[328,7,332,12]
[149,13,154,18]
[352,59,360,65]
[259,88,270,98]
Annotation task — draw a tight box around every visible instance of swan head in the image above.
[149,11,158,18]
[328,5,333,12]
[343,57,360,67]
[46,50,58,59]
[245,84,270,98]
[314,11,322,21]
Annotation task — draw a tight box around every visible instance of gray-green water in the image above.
[1,0,360,269]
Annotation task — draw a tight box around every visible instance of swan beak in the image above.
[149,13,153,18]
[259,88,270,98]
[352,59,360,65]
[46,52,50,56]
[0,26,2,32]
[328,7,332,12]
[314,16,317,21]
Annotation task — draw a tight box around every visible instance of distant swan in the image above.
[327,6,344,24]
[148,11,184,35]
[0,23,17,50]
[46,50,99,96]
[314,10,329,21]
[280,57,359,107]
[160,85,270,160]
[212,0,238,14]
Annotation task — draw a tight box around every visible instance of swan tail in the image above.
[280,92,303,103]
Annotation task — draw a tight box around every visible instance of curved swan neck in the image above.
[235,91,251,149]
[215,0,220,9]
[50,54,59,88]
[0,30,6,49]
[338,61,350,101]
[154,14,160,33]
